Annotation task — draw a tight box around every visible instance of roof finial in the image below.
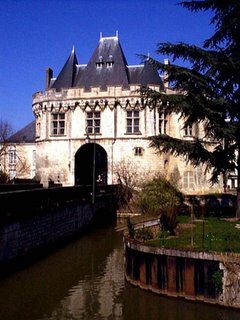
[116,30,119,39]
[147,52,150,60]
[72,45,75,53]
[100,32,103,39]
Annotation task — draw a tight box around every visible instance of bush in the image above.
[137,175,183,234]
[135,227,154,241]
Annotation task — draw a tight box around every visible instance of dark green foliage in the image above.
[137,175,183,234]
[160,211,178,235]
[135,227,153,241]
[141,0,240,217]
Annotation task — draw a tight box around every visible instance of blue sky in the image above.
[0,0,214,132]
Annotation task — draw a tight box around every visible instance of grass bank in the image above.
[147,216,240,253]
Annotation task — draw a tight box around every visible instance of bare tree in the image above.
[113,159,151,213]
[16,147,31,178]
[0,119,13,152]
[0,119,14,174]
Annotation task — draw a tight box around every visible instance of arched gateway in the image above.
[75,143,108,186]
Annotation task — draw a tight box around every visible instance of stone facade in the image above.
[7,143,36,180]
[31,34,221,192]
[1,121,36,180]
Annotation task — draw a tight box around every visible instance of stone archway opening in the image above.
[75,143,108,186]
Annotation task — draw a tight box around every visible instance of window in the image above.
[159,111,168,134]
[96,62,104,69]
[184,125,193,136]
[134,147,144,156]
[106,55,113,68]
[126,111,140,134]
[86,111,101,134]
[106,61,113,68]
[51,113,65,135]
[8,149,16,180]
[9,150,16,165]
[9,169,16,180]
[96,56,104,69]
[183,171,194,189]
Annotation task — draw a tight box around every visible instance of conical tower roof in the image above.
[51,47,78,90]
[139,60,163,87]
[49,34,163,90]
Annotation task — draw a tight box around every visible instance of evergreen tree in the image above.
[141,0,240,218]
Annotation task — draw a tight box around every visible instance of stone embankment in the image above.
[124,220,240,309]
[0,185,117,273]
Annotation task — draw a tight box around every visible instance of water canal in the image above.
[0,220,239,320]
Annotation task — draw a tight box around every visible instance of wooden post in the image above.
[151,256,158,289]
[184,258,195,297]
[139,256,146,284]
[167,256,177,294]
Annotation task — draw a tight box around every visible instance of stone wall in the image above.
[220,261,240,307]
[124,235,240,309]
[0,186,117,270]
[32,85,218,192]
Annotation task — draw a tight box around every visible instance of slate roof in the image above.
[8,120,36,143]
[128,61,163,87]
[51,48,78,91]
[50,35,163,90]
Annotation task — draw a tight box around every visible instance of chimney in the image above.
[46,67,53,89]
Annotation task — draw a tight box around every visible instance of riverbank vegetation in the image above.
[137,175,183,235]
[146,216,240,253]
[122,174,239,254]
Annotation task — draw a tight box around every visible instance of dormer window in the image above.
[96,56,104,69]
[106,55,114,68]
[96,62,104,69]
[106,61,113,68]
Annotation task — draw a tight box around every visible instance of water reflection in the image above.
[47,245,124,320]
[0,222,239,320]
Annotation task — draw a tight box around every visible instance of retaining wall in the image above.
[124,235,240,309]
[0,186,117,271]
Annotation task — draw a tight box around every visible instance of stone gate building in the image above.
[27,34,221,191]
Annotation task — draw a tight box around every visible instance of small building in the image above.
[2,121,36,180]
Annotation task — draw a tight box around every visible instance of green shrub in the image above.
[137,175,183,234]
[135,227,154,241]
